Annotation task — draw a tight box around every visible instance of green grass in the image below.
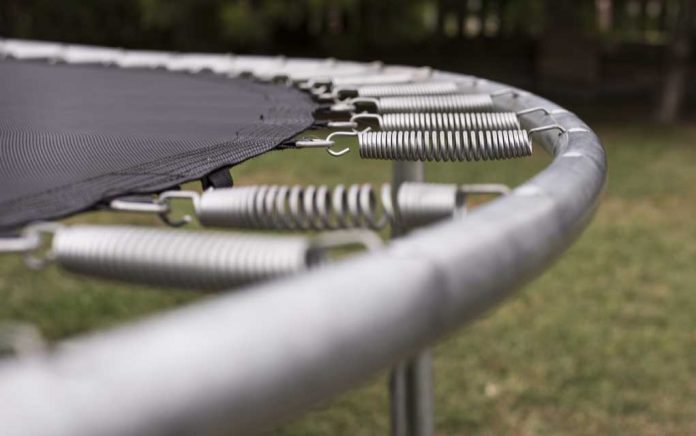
[1,120,695,434]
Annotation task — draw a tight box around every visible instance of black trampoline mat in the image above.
[0,59,317,231]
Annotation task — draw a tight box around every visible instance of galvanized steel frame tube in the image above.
[0,71,607,436]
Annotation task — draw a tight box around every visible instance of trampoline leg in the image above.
[389,363,409,436]
[390,352,435,436]
[389,161,434,436]
[405,350,435,436]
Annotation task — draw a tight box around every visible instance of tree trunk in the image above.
[436,0,447,38]
[537,0,599,94]
[456,0,468,38]
[656,0,695,123]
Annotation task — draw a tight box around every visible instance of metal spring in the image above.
[199,184,389,231]
[365,94,495,113]
[331,73,414,87]
[295,63,382,87]
[355,82,460,98]
[357,130,531,161]
[196,183,466,231]
[52,226,321,290]
[356,112,521,131]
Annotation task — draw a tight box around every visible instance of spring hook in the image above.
[109,197,169,214]
[0,222,62,269]
[157,191,200,227]
[0,230,43,255]
[527,124,567,136]
[110,191,200,227]
[293,128,371,157]
[516,107,571,117]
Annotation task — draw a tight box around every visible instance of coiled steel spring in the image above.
[355,81,460,98]
[329,68,431,88]
[353,94,495,113]
[327,73,415,89]
[52,225,322,289]
[196,182,466,231]
[354,112,521,131]
[357,130,531,161]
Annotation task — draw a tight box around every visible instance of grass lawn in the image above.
[0,115,694,434]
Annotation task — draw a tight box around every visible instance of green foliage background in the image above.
[0,0,556,54]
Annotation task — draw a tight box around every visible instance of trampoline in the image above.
[0,38,606,436]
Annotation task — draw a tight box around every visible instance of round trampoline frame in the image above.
[0,40,607,436]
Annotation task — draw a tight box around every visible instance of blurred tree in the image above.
[656,0,695,123]
[537,0,599,91]
[0,0,693,112]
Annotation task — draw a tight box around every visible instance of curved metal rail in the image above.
[0,45,606,436]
